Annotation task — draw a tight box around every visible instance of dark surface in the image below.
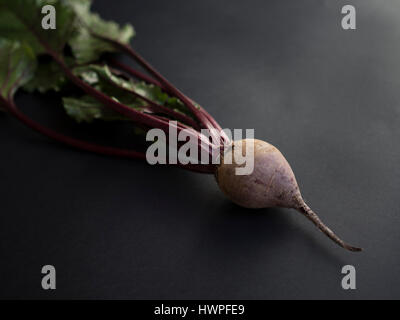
[1,0,399,299]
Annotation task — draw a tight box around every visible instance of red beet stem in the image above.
[109,59,230,144]
[8,9,222,168]
[0,96,215,174]
[49,54,215,157]
[108,58,164,89]
[92,34,223,142]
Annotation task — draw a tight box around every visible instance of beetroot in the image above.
[0,1,361,253]
[216,139,362,252]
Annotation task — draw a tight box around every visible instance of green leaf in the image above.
[0,39,36,102]
[23,59,67,93]
[0,0,134,94]
[0,0,76,55]
[68,0,135,64]
[74,65,149,110]
[62,95,128,123]
[0,0,78,94]
[63,63,195,123]
[75,64,192,116]
[63,64,147,123]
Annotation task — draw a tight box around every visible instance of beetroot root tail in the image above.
[296,201,362,252]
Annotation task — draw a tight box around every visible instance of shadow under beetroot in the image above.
[198,200,348,266]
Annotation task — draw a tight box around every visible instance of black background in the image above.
[1,0,399,299]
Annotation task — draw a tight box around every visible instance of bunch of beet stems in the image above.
[1,30,229,174]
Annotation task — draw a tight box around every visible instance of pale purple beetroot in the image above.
[216,139,361,252]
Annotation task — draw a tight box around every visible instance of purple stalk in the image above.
[7,7,219,171]
[49,53,215,157]
[94,35,225,143]
[109,58,164,88]
[0,96,215,174]
[106,46,230,144]
[9,8,215,155]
